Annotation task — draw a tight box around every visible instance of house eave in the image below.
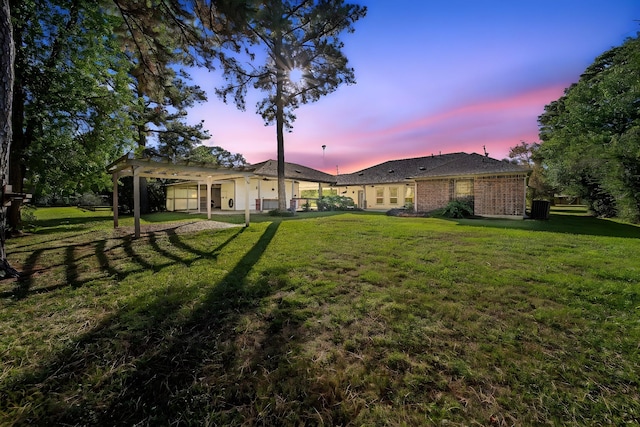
[413,171,530,180]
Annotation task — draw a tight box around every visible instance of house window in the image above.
[167,184,198,211]
[389,187,399,204]
[455,179,473,198]
[405,186,414,204]
[375,188,384,205]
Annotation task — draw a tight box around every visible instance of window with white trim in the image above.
[375,187,384,205]
[389,187,399,204]
[405,186,414,204]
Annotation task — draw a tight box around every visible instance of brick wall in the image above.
[474,174,527,216]
[416,174,527,216]
[416,179,452,212]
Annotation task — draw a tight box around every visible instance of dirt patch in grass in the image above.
[112,220,242,237]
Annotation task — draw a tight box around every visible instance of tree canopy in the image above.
[10,0,137,205]
[508,141,554,202]
[0,0,253,274]
[538,34,640,220]
[7,0,250,214]
[216,0,366,211]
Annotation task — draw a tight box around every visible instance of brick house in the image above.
[334,152,529,218]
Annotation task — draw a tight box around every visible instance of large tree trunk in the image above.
[0,0,19,277]
[7,0,24,232]
[7,28,25,232]
[136,120,150,214]
[275,38,287,212]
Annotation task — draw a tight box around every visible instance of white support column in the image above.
[523,175,528,217]
[362,185,367,209]
[197,183,201,213]
[291,180,295,211]
[206,176,212,220]
[133,167,141,238]
[244,176,251,227]
[112,173,119,228]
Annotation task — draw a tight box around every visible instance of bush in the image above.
[441,198,474,218]
[78,192,106,206]
[20,205,38,231]
[317,195,356,211]
[118,177,167,214]
[268,209,295,217]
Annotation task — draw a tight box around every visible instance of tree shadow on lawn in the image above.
[448,213,640,239]
[30,215,115,232]
[2,221,335,425]
[3,223,244,299]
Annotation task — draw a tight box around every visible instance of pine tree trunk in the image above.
[7,58,25,232]
[275,38,287,212]
[0,0,20,277]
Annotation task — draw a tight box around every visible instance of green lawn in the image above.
[1,207,639,425]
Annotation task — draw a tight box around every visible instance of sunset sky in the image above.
[187,0,639,174]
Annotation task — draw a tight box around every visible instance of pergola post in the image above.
[197,183,201,213]
[244,176,250,227]
[112,173,119,228]
[206,176,212,220]
[133,166,140,238]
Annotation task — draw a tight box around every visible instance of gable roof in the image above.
[250,159,336,184]
[336,152,528,186]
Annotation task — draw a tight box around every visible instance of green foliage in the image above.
[268,209,295,217]
[539,34,640,221]
[77,193,106,207]
[440,197,474,218]
[301,189,337,198]
[18,205,37,231]
[217,1,367,130]
[187,145,248,167]
[509,141,555,202]
[118,177,167,214]
[317,195,356,211]
[11,0,138,203]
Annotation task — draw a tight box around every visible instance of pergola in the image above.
[107,154,255,238]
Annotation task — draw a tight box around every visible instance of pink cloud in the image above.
[284,84,565,173]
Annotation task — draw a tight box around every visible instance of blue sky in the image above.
[188,0,639,173]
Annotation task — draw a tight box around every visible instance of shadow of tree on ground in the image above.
[448,213,640,239]
[2,222,337,426]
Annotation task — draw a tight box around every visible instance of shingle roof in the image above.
[250,160,336,183]
[336,152,528,186]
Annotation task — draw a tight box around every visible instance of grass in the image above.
[1,206,639,425]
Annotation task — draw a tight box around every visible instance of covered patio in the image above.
[107,153,255,238]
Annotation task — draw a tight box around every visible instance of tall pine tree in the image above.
[216,0,366,211]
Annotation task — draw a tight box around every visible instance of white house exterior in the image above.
[164,159,335,213]
[108,151,530,238]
